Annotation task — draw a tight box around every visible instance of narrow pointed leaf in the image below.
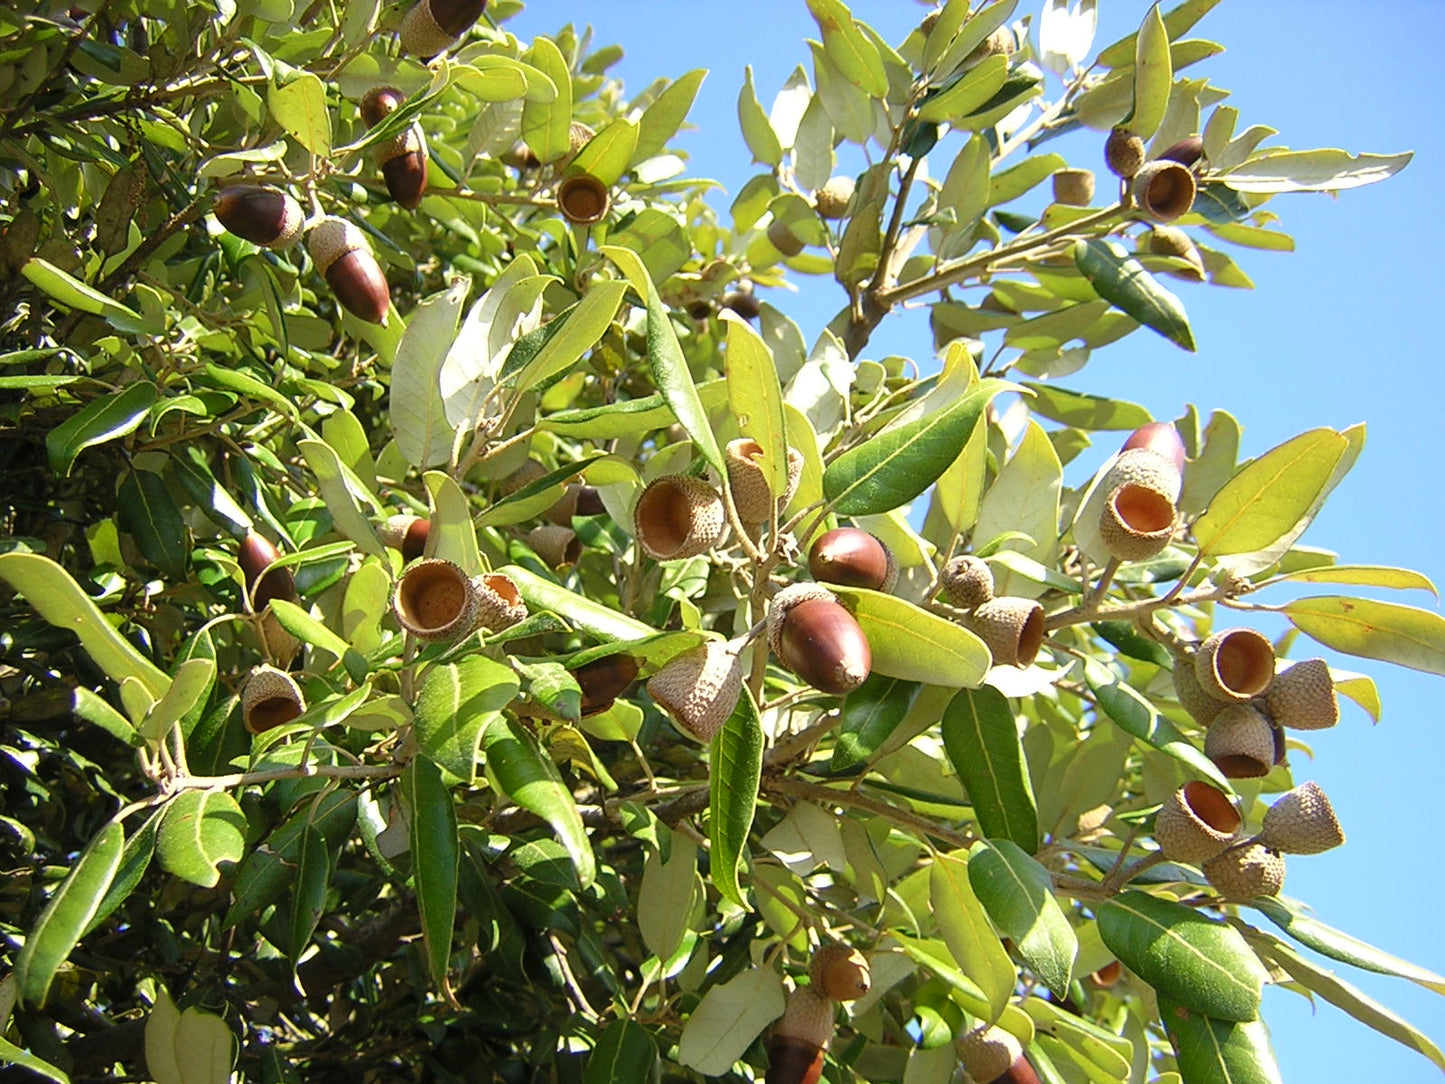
[737,65,782,166]
[1285,595,1445,676]
[807,0,888,96]
[1267,564,1437,595]
[297,438,385,556]
[1074,239,1194,351]
[0,1039,69,1083]
[723,311,788,495]
[118,467,188,578]
[45,381,155,476]
[1223,148,1412,193]
[423,470,483,575]
[137,657,217,746]
[22,258,148,333]
[832,673,920,772]
[1157,993,1282,1084]
[416,656,520,780]
[931,850,1017,1022]
[405,755,459,996]
[634,70,706,162]
[1098,891,1265,1021]
[709,687,763,910]
[86,807,160,934]
[157,789,246,888]
[831,586,991,687]
[968,839,1077,998]
[1085,659,1231,790]
[502,564,652,641]
[1121,4,1171,138]
[288,824,331,964]
[15,820,122,1006]
[941,686,1038,852]
[568,117,638,186]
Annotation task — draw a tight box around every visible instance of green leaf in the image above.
[968,839,1077,998]
[1157,993,1282,1084]
[520,37,573,162]
[424,470,483,576]
[676,968,785,1075]
[806,0,887,97]
[1121,4,1171,138]
[541,381,729,440]
[299,440,383,558]
[925,0,1018,81]
[708,687,763,909]
[917,54,1008,124]
[601,246,724,475]
[415,656,520,781]
[1265,563,1437,595]
[931,850,1017,1022]
[22,258,148,333]
[823,378,1011,515]
[45,381,156,476]
[288,823,331,964]
[515,284,628,396]
[14,820,122,1006]
[0,553,170,698]
[639,833,697,962]
[568,117,638,187]
[170,1001,236,1084]
[157,790,246,888]
[1222,148,1413,193]
[266,597,359,673]
[737,65,782,166]
[268,71,330,155]
[941,686,1038,852]
[832,673,920,772]
[723,312,789,497]
[1073,239,1194,351]
[1246,896,1445,995]
[0,1038,70,1083]
[391,277,469,470]
[1096,0,1223,67]
[585,1019,660,1084]
[404,755,459,997]
[1023,383,1152,430]
[482,716,595,887]
[72,685,138,745]
[1084,659,1231,791]
[118,467,188,578]
[224,791,355,927]
[137,657,216,746]
[1284,595,1445,677]
[200,362,298,421]
[831,586,991,687]
[989,152,1068,207]
[634,69,706,162]
[1098,891,1266,1021]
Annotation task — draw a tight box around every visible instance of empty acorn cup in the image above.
[646,639,744,741]
[525,524,582,567]
[242,664,306,734]
[725,438,803,526]
[969,596,1046,668]
[1195,628,1276,702]
[1154,781,1242,864]
[633,474,726,560]
[1099,481,1177,562]
[556,173,610,225]
[472,572,527,632]
[1131,159,1197,223]
[392,558,478,641]
[1052,167,1095,206]
[1204,702,1277,779]
[1171,650,1225,726]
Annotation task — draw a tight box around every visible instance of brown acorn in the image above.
[1120,422,1186,475]
[1105,128,1146,179]
[685,297,714,320]
[969,597,1046,669]
[770,586,871,695]
[240,531,297,611]
[393,558,479,641]
[307,216,390,325]
[766,986,833,1084]
[940,554,994,610]
[814,176,855,219]
[471,572,527,632]
[1195,628,1275,702]
[242,664,306,734]
[809,943,870,1002]
[1204,703,1277,779]
[572,653,640,717]
[723,289,762,321]
[808,528,896,592]
[1154,781,1242,865]
[1131,160,1197,223]
[1202,841,1285,901]
[1259,781,1345,855]
[633,475,726,560]
[360,84,428,210]
[646,639,743,741]
[557,173,610,225]
[957,1025,1042,1084]
[380,515,430,562]
[1158,135,1205,168]
[214,185,303,250]
[399,0,487,59]
[1146,225,1205,281]
[1051,168,1095,206]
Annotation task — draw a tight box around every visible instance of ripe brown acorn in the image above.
[360,85,428,210]
[957,1026,1042,1084]
[360,85,405,128]
[776,597,871,695]
[1158,135,1205,168]
[307,217,391,325]
[399,0,487,58]
[214,185,303,250]
[572,653,639,716]
[380,515,430,562]
[723,289,761,320]
[239,531,297,610]
[808,528,896,592]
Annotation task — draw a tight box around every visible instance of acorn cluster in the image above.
[765,944,871,1084]
[1104,129,1202,223]
[938,555,1045,669]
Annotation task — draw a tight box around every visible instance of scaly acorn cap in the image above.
[471,572,527,632]
[379,515,430,562]
[646,639,743,741]
[525,524,581,567]
[809,528,896,592]
[1202,841,1285,901]
[1099,481,1177,562]
[957,1026,1041,1084]
[726,438,780,526]
[809,943,871,1002]
[966,26,1017,64]
[1260,781,1345,855]
[940,554,994,610]
[1147,225,1205,282]
[814,175,856,219]
[768,582,839,656]
[242,664,306,734]
[1105,128,1146,179]
[1131,159,1197,223]
[1204,702,1277,779]
[214,185,304,250]
[1264,657,1339,731]
[1102,446,1182,503]
[1195,627,1276,702]
[379,125,428,210]
[633,474,726,560]
[1172,651,1225,726]
[776,598,872,695]
[1154,781,1242,865]
[555,120,596,171]
[393,558,479,641]
[766,986,834,1084]
[399,0,487,58]
[1051,168,1095,206]
[500,458,547,495]
[767,217,805,257]
[307,216,390,325]
[969,596,1046,669]
[556,173,609,225]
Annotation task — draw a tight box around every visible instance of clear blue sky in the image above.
[510,2,1445,1079]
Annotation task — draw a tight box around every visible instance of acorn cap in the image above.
[1051,168,1095,207]
[557,173,609,225]
[1131,159,1197,223]
[957,1026,1040,1084]
[814,175,855,219]
[1105,128,1146,179]
[969,596,1046,669]
[1099,482,1176,562]
[380,515,430,562]
[776,597,872,695]
[966,26,1017,64]
[1204,702,1277,779]
[1154,781,1242,865]
[393,558,479,641]
[214,185,303,250]
[1260,781,1345,855]
[545,484,583,526]
[472,572,527,632]
[307,216,390,325]
[726,438,779,526]
[1195,628,1275,702]
[940,554,994,610]
[1120,422,1187,475]
[1202,841,1285,901]
[633,474,726,560]
[242,664,306,734]
[1172,651,1225,726]
[556,120,596,170]
[1147,226,1205,282]
[645,639,743,741]
[767,986,834,1084]
[809,943,870,1002]
[808,528,896,592]
[1103,446,1182,503]
[767,217,805,258]
[767,582,839,656]
[525,524,581,568]
[1264,657,1339,731]
[398,0,460,58]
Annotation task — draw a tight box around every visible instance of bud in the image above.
[214,185,303,250]
[307,216,390,325]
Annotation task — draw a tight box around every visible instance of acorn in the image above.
[633,474,726,560]
[808,528,896,592]
[557,173,610,225]
[392,558,478,641]
[1195,628,1275,703]
[940,554,994,610]
[1204,703,1277,779]
[1104,445,1183,503]
[1157,135,1205,169]
[214,184,304,250]
[399,0,487,59]
[726,439,804,527]
[471,572,527,632]
[957,1025,1042,1084]
[1171,651,1225,726]
[1099,481,1176,562]
[501,458,548,495]
[1153,781,1242,865]
[1259,781,1344,855]
[769,585,871,696]
[307,216,390,325]
[1104,128,1146,179]
[360,85,427,210]
[814,176,855,220]
[685,297,714,320]
[767,217,805,258]
[572,653,640,717]
[525,524,581,567]
[969,596,1046,669]
[1264,657,1339,731]
[1131,159,1197,223]
[1089,961,1123,987]
[1120,422,1186,476]
[766,986,834,1084]
[1051,168,1095,206]
[380,515,430,563]
[239,530,297,611]
[242,664,306,734]
[965,26,1017,64]
[646,639,744,741]
[809,943,870,1002]
[723,289,762,321]
[1146,225,1205,281]
[1202,841,1285,901]
[501,140,541,170]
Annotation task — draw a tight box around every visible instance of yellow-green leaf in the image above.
[931,851,1016,1022]
[268,71,330,156]
[1121,4,1171,138]
[830,586,991,687]
[1284,596,1445,677]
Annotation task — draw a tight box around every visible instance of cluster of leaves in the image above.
[0,0,1440,1082]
